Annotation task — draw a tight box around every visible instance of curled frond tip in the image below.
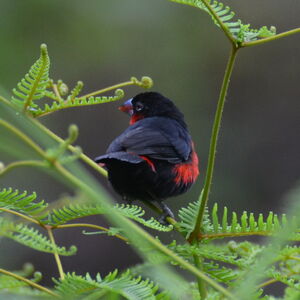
[40,43,48,55]
[114,88,125,97]
[140,76,153,89]
[68,124,79,144]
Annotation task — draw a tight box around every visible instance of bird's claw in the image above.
[157,202,175,225]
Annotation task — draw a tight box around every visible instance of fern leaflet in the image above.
[179,200,300,239]
[53,270,160,300]
[12,44,50,111]
[44,203,172,232]
[203,203,300,240]
[178,197,210,238]
[170,0,276,44]
[0,188,47,218]
[0,217,76,256]
[32,88,125,117]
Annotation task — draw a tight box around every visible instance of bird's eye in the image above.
[135,102,144,112]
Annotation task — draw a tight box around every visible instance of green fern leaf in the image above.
[32,88,125,117]
[178,196,211,238]
[169,0,276,43]
[44,203,172,232]
[0,217,76,255]
[115,204,173,232]
[0,188,47,218]
[43,203,106,225]
[53,270,159,300]
[168,240,265,277]
[204,203,300,240]
[178,199,200,237]
[266,267,300,291]
[0,266,42,291]
[12,44,50,111]
[203,261,238,284]
[68,81,84,101]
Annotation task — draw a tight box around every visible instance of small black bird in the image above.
[95,92,199,222]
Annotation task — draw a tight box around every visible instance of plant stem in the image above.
[0,268,59,297]
[47,227,65,280]
[0,207,41,225]
[241,28,300,47]
[0,95,13,107]
[79,79,134,99]
[201,0,236,46]
[193,254,207,298]
[0,160,46,177]
[31,118,108,177]
[191,46,238,242]
[54,223,128,242]
[0,120,46,158]
[23,51,48,112]
[52,84,63,102]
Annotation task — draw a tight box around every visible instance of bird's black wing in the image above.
[106,117,191,164]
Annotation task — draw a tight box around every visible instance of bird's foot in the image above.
[157,202,175,225]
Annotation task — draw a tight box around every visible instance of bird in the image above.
[94,92,199,223]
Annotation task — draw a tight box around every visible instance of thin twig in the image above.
[0,268,59,297]
[54,223,128,242]
[47,227,65,280]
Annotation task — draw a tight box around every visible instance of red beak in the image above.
[118,98,133,115]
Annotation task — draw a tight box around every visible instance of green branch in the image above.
[0,160,46,177]
[0,120,46,158]
[201,0,236,45]
[193,254,207,298]
[199,231,285,239]
[0,268,59,297]
[0,207,41,225]
[78,76,153,99]
[54,223,128,242]
[47,227,65,280]
[31,118,108,177]
[191,46,238,242]
[242,28,300,47]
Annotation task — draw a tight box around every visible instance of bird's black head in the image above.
[119,92,187,128]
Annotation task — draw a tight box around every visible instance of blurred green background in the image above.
[0,0,299,288]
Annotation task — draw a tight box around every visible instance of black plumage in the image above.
[95,92,199,221]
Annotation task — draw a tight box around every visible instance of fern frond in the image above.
[0,188,47,218]
[178,198,210,238]
[266,267,300,291]
[0,269,41,290]
[43,203,106,225]
[12,44,50,111]
[168,240,266,277]
[68,81,84,101]
[115,203,173,232]
[279,246,300,260]
[0,217,76,255]
[168,241,246,268]
[203,261,238,284]
[178,199,200,237]
[202,203,300,240]
[0,286,47,298]
[32,88,124,117]
[44,203,172,232]
[170,0,276,44]
[54,270,159,299]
